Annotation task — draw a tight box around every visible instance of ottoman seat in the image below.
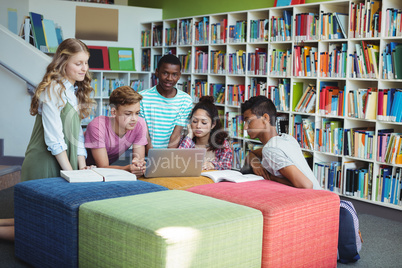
[79,190,263,268]
[14,177,168,268]
[187,180,340,268]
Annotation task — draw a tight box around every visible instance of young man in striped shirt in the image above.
[140,54,192,154]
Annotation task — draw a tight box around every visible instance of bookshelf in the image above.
[140,0,402,210]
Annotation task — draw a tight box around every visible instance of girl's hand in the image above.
[202,161,214,170]
[186,124,194,139]
[80,165,96,170]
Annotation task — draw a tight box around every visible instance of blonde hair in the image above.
[109,86,143,109]
[30,38,95,119]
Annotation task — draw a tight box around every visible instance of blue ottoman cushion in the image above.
[14,177,167,268]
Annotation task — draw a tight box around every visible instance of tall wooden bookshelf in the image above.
[140,0,402,210]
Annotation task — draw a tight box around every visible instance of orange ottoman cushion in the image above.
[138,176,214,190]
[187,180,340,268]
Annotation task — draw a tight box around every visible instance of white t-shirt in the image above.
[262,134,321,190]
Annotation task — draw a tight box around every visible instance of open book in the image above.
[60,168,136,183]
[201,170,264,183]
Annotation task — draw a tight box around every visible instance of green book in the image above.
[292,82,303,111]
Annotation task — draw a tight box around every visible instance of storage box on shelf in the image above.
[140,0,402,210]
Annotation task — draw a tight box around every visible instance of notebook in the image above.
[144,148,206,178]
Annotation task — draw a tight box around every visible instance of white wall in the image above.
[0,0,162,157]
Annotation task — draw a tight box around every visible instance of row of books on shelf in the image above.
[381,42,402,80]
[377,130,402,165]
[165,26,177,46]
[267,79,290,112]
[294,12,320,41]
[293,83,316,113]
[226,112,243,138]
[90,78,125,97]
[349,41,379,79]
[194,17,209,44]
[152,25,163,46]
[320,12,348,40]
[384,7,402,37]
[178,52,191,73]
[141,30,151,47]
[320,43,348,78]
[19,12,63,53]
[293,46,318,77]
[250,19,269,42]
[210,50,226,74]
[350,0,381,38]
[228,50,246,74]
[194,49,208,73]
[269,48,291,77]
[293,115,315,150]
[228,21,247,43]
[315,161,401,206]
[178,19,193,45]
[211,18,228,44]
[270,10,292,42]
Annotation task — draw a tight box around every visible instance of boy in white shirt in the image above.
[241,95,321,189]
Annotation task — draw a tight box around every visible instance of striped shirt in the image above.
[140,86,192,148]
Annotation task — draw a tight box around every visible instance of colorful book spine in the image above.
[228,50,245,74]
[178,19,193,45]
[141,30,151,47]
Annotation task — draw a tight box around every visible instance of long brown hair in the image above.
[30,38,95,119]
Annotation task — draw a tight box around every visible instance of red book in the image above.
[378,88,384,119]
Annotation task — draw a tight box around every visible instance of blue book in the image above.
[29,12,47,51]
[394,90,402,122]
[359,168,367,198]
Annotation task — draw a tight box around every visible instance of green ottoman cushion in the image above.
[79,190,263,268]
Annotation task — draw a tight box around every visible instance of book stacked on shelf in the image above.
[293,115,314,150]
[314,161,342,193]
[294,12,319,42]
[225,112,243,138]
[153,55,162,71]
[347,88,377,119]
[226,84,245,106]
[318,82,344,116]
[293,45,318,77]
[350,0,382,38]
[381,42,402,79]
[293,83,316,113]
[267,79,290,112]
[131,79,144,92]
[165,26,177,46]
[90,78,99,97]
[384,7,402,37]
[344,127,374,160]
[193,79,207,102]
[343,162,373,200]
[375,165,401,205]
[228,50,245,74]
[178,19,193,45]
[194,48,208,73]
[228,20,247,43]
[315,118,343,155]
[178,52,191,73]
[248,78,267,98]
[176,77,192,95]
[141,30,151,47]
[320,43,347,78]
[23,12,63,53]
[210,50,226,74]
[152,25,163,46]
[377,88,402,122]
[141,49,150,71]
[269,48,291,77]
[102,77,125,97]
[270,10,292,42]
[249,19,269,42]
[211,18,227,44]
[248,47,267,75]
[320,12,348,40]
[377,131,402,165]
[349,41,379,79]
[195,17,209,44]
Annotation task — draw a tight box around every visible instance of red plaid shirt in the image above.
[179,136,233,170]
